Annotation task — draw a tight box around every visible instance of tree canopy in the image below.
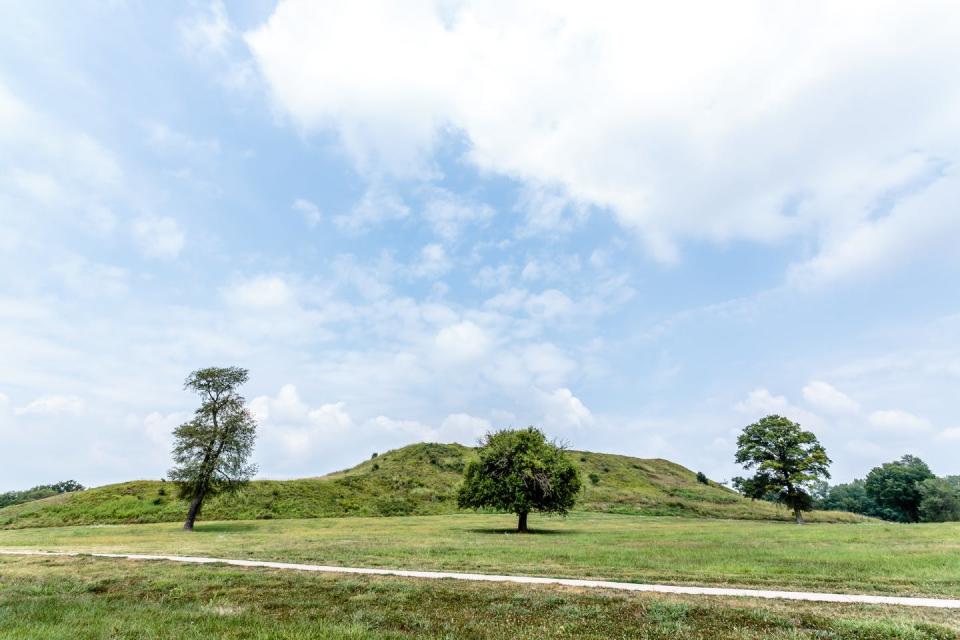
[169,366,258,530]
[864,455,935,523]
[733,415,831,524]
[918,477,960,523]
[457,427,581,532]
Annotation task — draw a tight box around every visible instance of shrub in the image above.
[696,472,709,485]
[589,473,601,485]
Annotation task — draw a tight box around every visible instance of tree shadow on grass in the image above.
[191,522,259,533]
[464,528,582,535]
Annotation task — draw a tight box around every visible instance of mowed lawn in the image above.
[2,512,959,597]
[2,555,959,640]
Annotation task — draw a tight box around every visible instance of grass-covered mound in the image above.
[0,443,865,528]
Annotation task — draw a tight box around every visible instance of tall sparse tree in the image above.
[733,415,831,524]
[458,427,581,532]
[169,367,257,531]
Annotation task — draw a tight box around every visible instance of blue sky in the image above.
[2,1,959,490]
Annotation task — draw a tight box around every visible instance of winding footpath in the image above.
[2,549,959,609]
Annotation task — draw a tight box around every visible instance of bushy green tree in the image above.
[169,366,258,531]
[733,415,831,524]
[457,427,581,532]
[864,455,934,523]
[918,477,960,522]
[820,479,877,516]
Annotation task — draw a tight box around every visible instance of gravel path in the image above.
[3,549,958,609]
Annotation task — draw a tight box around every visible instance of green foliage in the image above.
[0,480,84,508]
[696,472,709,485]
[458,428,581,530]
[733,415,831,522]
[821,479,877,516]
[918,477,960,522]
[169,366,258,528]
[864,455,935,523]
[589,472,601,485]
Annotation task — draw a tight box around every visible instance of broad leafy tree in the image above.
[458,427,581,532]
[169,366,257,530]
[918,477,960,522]
[864,455,935,523]
[733,415,831,524]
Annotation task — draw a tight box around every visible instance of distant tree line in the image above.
[816,455,960,523]
[0,480,84,508]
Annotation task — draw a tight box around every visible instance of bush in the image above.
[371,452,378,459]
[696,472,709,485]
[589,473,601,485]
[372,463,380,471]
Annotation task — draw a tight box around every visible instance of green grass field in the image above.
[2,513,957,597]
[2,554,959,639]
[0,444,865,529]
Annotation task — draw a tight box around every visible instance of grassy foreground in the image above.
[1,555,958,639]
[1,513,958,597]
[0,443,864,528]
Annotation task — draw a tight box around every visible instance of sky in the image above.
[1,0,959,490]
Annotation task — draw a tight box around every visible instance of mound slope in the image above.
[0,443,863,528]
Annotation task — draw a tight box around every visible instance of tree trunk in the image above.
[517,511,528,533]
[183,493,205,531]
[793,504,804,525]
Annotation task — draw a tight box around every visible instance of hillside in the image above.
[0,443,864,528]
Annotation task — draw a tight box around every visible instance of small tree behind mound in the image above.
[457,427,581,532]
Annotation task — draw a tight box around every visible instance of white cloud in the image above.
[223,275,295,309]
[180,0,256,90]
[802,380,860,414]
[540,388,593,429]
[292,198,322,227]
[142,411,185,448]
[938,427,960,441]
[145,122,220,157]
[246,1,960,268]
[251,385,354,458]
[334,185,410,232]
[733,388,823,429]
[421,188,495,239]
[411,243,452,279]
[437,413,491,443]
[132,216,185,258]
[51,254,128,297]
[365,415,432,439]
[434,321,493,363]
[15,395,85,416]
[868,409,931,433]
[734,388,791,416]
